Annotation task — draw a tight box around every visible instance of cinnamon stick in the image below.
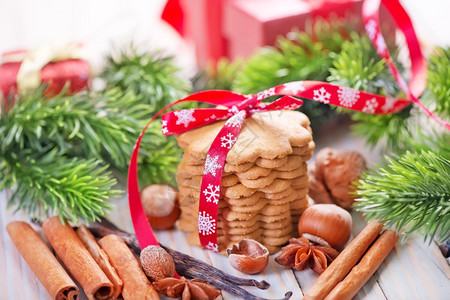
[304,220,384,300]
[42,216,114,300]
[76,224,123,299]
[98,234,159,300]
[6,221,79,300]
[325,230,398,299]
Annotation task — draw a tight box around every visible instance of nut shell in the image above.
[309,148,366,209]
[227,239,269,274]
[141,184,180,229]
[298,204,352,250]
[140,245,175,281]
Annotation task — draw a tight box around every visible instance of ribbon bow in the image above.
[128,0,449,261]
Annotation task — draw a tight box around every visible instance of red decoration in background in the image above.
[130,0,448,258]
[0,50,90,111]
[161,0,366,67]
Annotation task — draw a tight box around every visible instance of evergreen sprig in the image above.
[354,150,450,243]
[100,45,192,114]
[232,20,354,128]
[0,87,182,221]
[0,148,117,223]
[193,57,244,91]
[426,47,450,119]
[328,33,415,152]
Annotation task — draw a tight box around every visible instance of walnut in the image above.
[308,148,366,210]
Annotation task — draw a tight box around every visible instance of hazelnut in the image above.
[141,184,181,229]
[309,148,366,209]
[298,204,352,250]
[140,245,176,281]
[227,239,269,274]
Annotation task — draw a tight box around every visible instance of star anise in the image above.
[274,237,339,274]
[153,276,221,300]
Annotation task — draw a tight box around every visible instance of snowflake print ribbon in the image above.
[363,0,449,130]
[127,0,448,258]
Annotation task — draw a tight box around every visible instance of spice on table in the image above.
[275,237,339,274]
[87,219,296,300]
[140,245,176,281]
[98,234,160,300]
[42,216,114,300]
[153,276,221,300]
[76,224,123,299]
[304,221,384,300]
[6,221,79,300]
[325,230,399,299]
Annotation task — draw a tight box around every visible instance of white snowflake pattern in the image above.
[375,33,387,54]
[362,97,379,113]
[284,103,301,110]
[203,184,220,204]
[198,211,216,235]
[205,242,219,252]
[256,88,276,100]
[220,132,237,149]
[337,86,360,108]
[365,19,377,40]
[161,120,168,134]
[203,154,222,177]
[313,87,331,104]
[174,109,196,128]
[283,82,305,94]
[382,97,397,112]
[225,110,245,128]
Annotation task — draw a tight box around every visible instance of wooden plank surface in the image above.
[1,187,449,300]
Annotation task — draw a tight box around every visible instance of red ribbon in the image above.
[129,0,449,258]
[363,0,449,130]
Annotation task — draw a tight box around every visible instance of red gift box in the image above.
[0,49,90,112]
[163,0,368,67]
[223,0,364,60]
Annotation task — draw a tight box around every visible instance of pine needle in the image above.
[100,45,191,114]
[355,150,450,243]
[232,20,355,128]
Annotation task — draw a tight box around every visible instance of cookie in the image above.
[176,111,312,165]
[274,155,306,172]
[290,140,315,156]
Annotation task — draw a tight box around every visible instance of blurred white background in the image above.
[0,0,449,73]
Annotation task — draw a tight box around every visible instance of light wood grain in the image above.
[2,187,449,300]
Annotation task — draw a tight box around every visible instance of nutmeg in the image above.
[298,204,352,250]
[141,184,180,229]
[309,148,366,209]
[140,245,176,281]
[227,239,269,274]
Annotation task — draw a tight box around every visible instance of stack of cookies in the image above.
[175,110,314,254]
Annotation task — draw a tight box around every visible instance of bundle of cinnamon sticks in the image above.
[304,221,399,300]
[6,217,159,300]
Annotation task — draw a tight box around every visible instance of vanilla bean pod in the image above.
[88,219,271,290]
[159,244,270,290]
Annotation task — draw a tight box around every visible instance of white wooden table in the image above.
[1,187,449,300]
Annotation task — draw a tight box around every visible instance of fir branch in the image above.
[354,150,450,243]
[193,57,244,91]
[0,148,118,223]
[0,89,181,184]
[426,47,450,118]
[100,45,191,114]
[328,33,413,152]
[233,20,354,128]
